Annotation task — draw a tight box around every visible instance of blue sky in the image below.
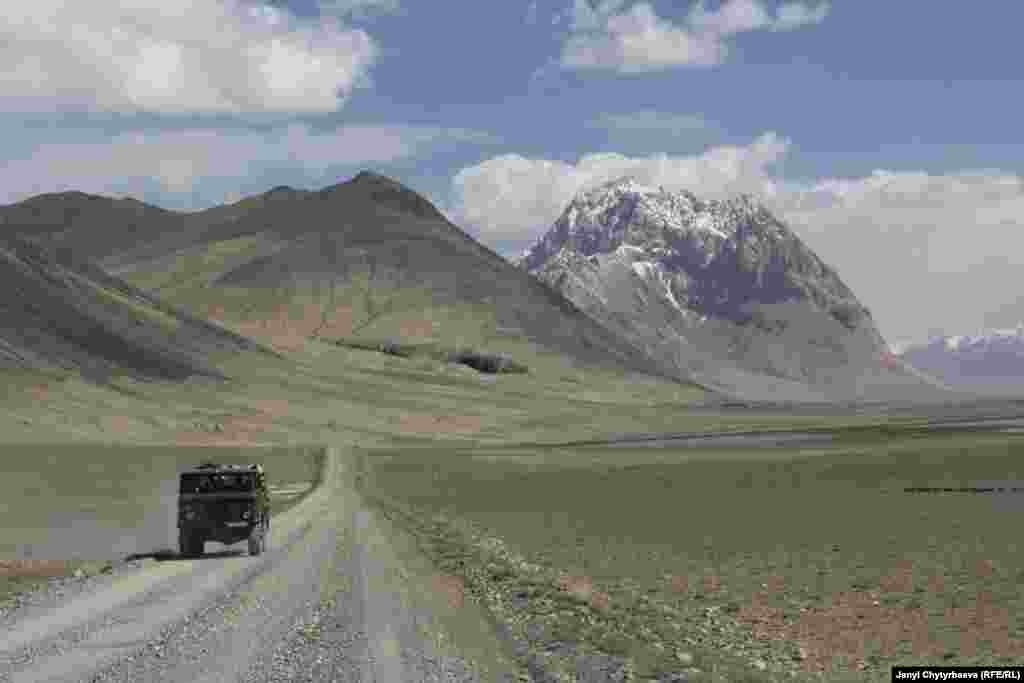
[2,0,1023,345]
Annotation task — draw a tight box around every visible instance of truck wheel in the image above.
[180,532,202,558]
[248,530,263,556]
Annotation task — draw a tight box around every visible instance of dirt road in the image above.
[0,447,520,683]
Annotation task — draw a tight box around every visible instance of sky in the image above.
[2,0,1023,348]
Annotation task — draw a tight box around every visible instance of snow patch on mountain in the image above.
[898,324,1024,355]
[897,324,1024,395]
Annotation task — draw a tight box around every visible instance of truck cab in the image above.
[178,463,270,557]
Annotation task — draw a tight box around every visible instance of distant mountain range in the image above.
[0,172,669,385]
[0,171,966,402]
[897,326,1024,396]
[519,177,950,402]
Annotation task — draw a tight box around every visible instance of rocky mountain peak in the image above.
[320,170,445,222]
[520,178,790,275]
[514,179,930,398]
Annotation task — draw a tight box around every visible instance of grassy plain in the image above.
[360,431,1024,681]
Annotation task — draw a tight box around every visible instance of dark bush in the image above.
[330,337,528,374]
[447,349,528,374]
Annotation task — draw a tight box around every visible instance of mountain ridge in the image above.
[0,233,275,382]
[1,172,682,387]
[520,176,949,401]
[898,326,1024,395]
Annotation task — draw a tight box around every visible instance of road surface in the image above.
[0,447,519,683]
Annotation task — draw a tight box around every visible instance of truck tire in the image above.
[180,531,203,558]
[248,532,262,556]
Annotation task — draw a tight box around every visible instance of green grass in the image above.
[123,236,272,296]
[359,433,1024,681]
[68,269,184,334]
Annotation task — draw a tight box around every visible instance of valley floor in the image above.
[3,333,1024,682]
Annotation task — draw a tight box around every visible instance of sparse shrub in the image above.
[331,336,527,374]
[447,349,529,374]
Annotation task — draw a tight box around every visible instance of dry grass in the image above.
[251,399,291,418]
[397,414,483,435]
[173,412,276,446]
[170,398,295,446]
[0,560,73,579]
[205,302,356,354]
[27,384,50,402]
[725,556,1024,674]
[103,415,136,434]
[558,574,612,613]
[399,319,435,338]
[433,573,467,610]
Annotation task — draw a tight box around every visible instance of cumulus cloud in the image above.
[776,170,1024,341]
[318,0,401,20]
[0,0,378,115]
[569,0,632,30]
[0,124,497,206]
[560,0,829,72]
[450,132,788,244]
[773,2,831,31]
[688,0,829,35]
[450,139,1024,342]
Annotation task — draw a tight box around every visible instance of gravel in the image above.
[1,449,520,682]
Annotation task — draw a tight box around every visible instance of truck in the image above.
[178,463,270,558]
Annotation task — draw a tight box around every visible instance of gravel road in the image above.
[0,447,521,683]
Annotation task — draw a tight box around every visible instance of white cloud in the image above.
[451,155,583,245]
[564,3,724,70]
[773,1,831,31]
[0,0,378,115]
[318,0,401,20]
[688,0,828,35]
[450,139,1024,343]
[587,110,711,135]
[0,124,497,206]
[560,0,829,72]
[775,170,1024,341]
[687,0,773,36]
[450,132,788,243]
[570,0,631,30]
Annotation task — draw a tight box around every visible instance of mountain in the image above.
[0,173,676,384]
[0,235,272,382]
[518,177,949,402]
[0,191,186,263]
[898,326,1024,396]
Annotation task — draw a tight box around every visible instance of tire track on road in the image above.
[0,448,338,683]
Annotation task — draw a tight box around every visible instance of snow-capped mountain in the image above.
[519,177,949,401]
[898,326,1024,395]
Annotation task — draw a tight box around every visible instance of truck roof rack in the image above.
[187,463,262,473]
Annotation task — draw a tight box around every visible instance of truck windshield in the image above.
[180,473,255,494]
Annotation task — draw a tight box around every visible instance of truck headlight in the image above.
[182,506,197,521]
[242,510,251,520]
